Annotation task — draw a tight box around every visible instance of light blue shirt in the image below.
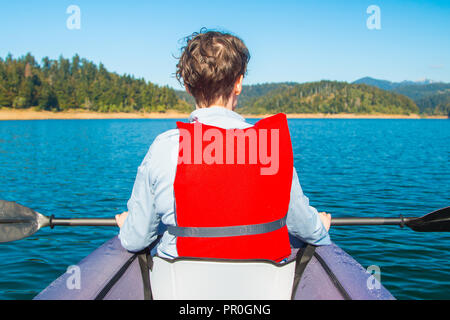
[119,106,331,257]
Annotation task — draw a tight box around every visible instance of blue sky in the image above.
[0,0,449,89]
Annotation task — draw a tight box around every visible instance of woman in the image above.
[116,29,331,261]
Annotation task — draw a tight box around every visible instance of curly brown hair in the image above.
[176,29,250,108]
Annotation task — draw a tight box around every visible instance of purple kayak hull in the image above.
[34,236,394,300]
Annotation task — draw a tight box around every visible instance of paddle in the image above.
[0,200,116,243]
[332,206,450,232]
[0,200,449,243]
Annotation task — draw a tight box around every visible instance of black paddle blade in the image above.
[0,201,49,243]
[406,206,450,232]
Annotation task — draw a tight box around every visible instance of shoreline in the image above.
[246,113,448,119]
[0,108,447,120]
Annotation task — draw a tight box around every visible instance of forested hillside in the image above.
[238,81,419,115]
[393,83,450,116]
[178,81,420,115]
[414,92,450,115]
[0,53,192,113]
[2,53,444,116]
[354,77,450,116]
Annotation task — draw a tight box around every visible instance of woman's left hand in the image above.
[115,211,129,228]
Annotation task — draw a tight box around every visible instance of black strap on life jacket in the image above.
[291,244,316,300]
[137,236,161,300]
[137,250,153,300]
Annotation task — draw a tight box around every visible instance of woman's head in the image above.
[176,29,250,109]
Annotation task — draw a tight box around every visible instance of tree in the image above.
[38,83,59,111]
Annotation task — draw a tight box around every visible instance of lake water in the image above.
[0,118,449,300]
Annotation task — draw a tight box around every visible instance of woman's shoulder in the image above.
[140,129,180,169]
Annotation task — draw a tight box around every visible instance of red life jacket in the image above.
[171,113,293,262]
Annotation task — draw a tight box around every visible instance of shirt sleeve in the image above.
[286,168,331,246]
[118,152,161,252]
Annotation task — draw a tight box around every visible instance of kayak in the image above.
[34,236,395,300]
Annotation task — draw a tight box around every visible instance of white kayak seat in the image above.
[149,256,297,300]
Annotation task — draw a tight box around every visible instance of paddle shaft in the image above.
[49,218,117,227]
[2,200,448,243]
[47,217,415,227]
[332,217,412,226]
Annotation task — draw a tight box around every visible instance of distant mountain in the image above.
[393,83,450,100]
[353,77,438,90]
[400,79,437,86]
[353,77,397,90]
[353,77,450,116]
